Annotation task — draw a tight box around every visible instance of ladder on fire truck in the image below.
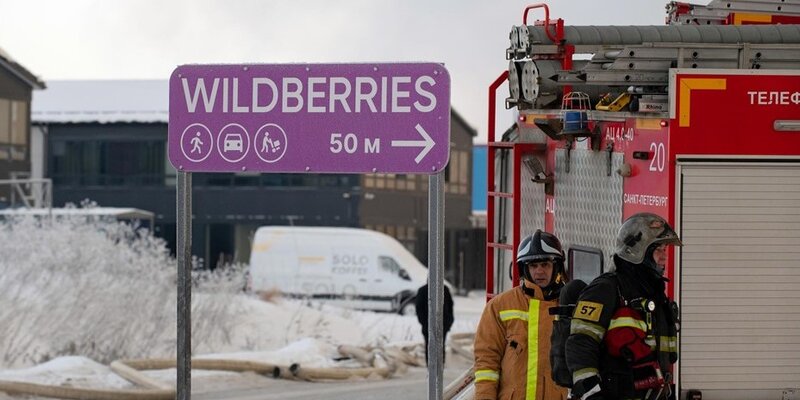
[485,70,514,299]
[485,4,569,299]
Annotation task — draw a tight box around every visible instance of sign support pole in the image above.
[177,171,192,400]
[427,172,445,400]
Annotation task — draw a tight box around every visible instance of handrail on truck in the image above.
[523,4,557,43]
[486,71,509,301]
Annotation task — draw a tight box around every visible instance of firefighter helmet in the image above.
[516,230,565,282]
[615,213,682,265]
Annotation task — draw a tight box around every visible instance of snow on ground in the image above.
[0,216,484,390]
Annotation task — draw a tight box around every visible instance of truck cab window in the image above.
[568,246,604,283]
[379,256,411,280]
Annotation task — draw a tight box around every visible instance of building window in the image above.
[437,150,470,194]
[443,150,469,194]
[0,99,9,141]
[459,150,469,194]
[50,139,165,185]
[396,226,407,240]
[407,226,416,241]
[385,174,396,190]
[0,99,9,160]
[11,101,27,146]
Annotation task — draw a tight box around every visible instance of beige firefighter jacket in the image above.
[473,280,567,400]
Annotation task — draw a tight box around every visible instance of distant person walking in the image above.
[415,283,454,365]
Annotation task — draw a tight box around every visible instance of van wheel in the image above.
[398,297,416,316]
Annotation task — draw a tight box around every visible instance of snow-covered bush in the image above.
[0,215,245,368]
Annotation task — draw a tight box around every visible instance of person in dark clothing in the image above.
[566,213,682,400]
[415,283,454,364]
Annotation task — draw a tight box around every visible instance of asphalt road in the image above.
[194,356,473,400]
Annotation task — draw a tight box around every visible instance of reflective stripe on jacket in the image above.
[473,281,567,400]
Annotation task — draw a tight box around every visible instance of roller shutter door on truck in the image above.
[678,161,800,400]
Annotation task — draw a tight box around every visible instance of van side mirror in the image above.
[398,268,411,281]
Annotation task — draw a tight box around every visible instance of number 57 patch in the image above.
[574,301,604,322]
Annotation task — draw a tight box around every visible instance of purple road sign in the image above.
[168,63,450,174]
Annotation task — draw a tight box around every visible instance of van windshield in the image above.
[379,256,411,281]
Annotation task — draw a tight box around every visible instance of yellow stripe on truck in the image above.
[733,12,772,24]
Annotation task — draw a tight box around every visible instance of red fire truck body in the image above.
[486,3,800,398]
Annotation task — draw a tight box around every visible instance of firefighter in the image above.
[566,213,682,400]
[474,230,568,400]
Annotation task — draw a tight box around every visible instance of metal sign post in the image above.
[428,172,445,400]
[176,172,192,400]
[169,62,450,399]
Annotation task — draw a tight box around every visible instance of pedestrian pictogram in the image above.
[190,133,203,153]
[179,123,213,162]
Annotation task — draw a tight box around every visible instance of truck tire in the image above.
[398,296,416,316]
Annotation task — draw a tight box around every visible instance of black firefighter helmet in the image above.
[516,229,566,284]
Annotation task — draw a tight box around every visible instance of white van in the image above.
[248,226,430,314]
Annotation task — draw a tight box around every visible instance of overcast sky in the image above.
[0,0,665,143]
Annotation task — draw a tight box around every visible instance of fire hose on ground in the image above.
[0,334,478,399]
[0,347,399,400]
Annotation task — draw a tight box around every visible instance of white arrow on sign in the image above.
[391,124,436,164]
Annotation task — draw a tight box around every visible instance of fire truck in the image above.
[484,1,800,398]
